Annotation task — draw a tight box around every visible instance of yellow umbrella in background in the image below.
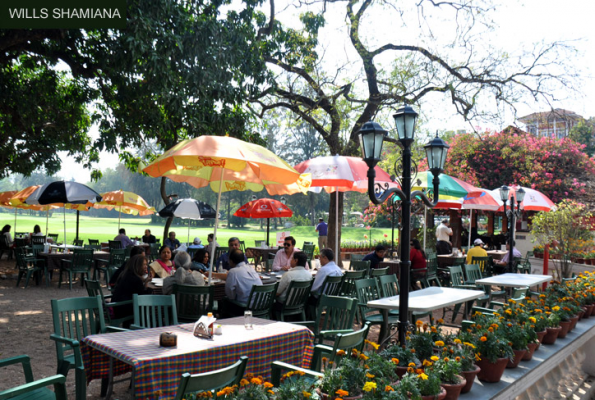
[93,190,156,229]
[143,135,311,283]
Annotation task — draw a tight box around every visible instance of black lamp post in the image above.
[358,105,449,345]
[499,186,525,272]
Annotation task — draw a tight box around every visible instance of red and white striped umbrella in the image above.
[490,186,555,212]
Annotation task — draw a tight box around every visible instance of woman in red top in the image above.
[410,239,427,290]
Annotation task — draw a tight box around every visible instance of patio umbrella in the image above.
[294,155,397,257]
[234,198,293,246]
[158,198,217,244]
[8,186,64,235]
[143,135,310,284]
[94,190,156,229]
[489,185,556,212]
[25,181,102,244]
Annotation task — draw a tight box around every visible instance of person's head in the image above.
[442,219,449,226]
[228,237,241,250]
[174,251,192,270]
[319,218,324,222]
[228,249,245,268]
[119,228,126,234]
[158,245,172,262]
[169,231,176,240]
[130,246,146,259]
[193,248,209,264]
[319,248,334,266]
[473,238,484,247]
[292,251,308,268]
[208,233,214,242]
[33,225,41,234]
[374,244,386,258]
[193,237,202,245]
[144,229,151,236]
[2,225,10,233]
[127,254,148,278]
[507,240,515,249]
[410,239,425,257]
[284,236,296,253]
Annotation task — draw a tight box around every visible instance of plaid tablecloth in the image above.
[81,317,314,400]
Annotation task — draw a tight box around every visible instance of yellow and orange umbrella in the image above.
[0,191,17,209]
[143,135,311,282]
[93,190,155,229]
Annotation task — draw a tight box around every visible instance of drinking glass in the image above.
[244,310,253,329]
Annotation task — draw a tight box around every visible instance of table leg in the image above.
[104,356,114,400]
[378,309,389,347]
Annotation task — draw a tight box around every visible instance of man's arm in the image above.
[272,251,283,272]
[277,275,290,296]
[224,271,237,299]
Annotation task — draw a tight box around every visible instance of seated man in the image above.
[142,229,156,244]
[276,252,312,303]
[273,236,309,272]
[114,228,134,248]
[310,248,342,297]
[164,231,181,252]
[205,233,219,256]
[362,245,386,270]
[216,237,248,271]
[493,240,522,274]
[223,249,262,317]
[466,238,488,264]
[188,237,204,250]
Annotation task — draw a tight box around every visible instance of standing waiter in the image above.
[436,219,453,255]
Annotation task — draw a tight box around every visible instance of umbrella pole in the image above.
[187,222,191,246]
[423,207,427,251]
[335,188,339,259]
[266,218,270,246]
[76,210,79,241]
[468,209,472,249]
[209,171,225,286]
[14,208,16,233]
[46,209,49,236]
[118,208,121,230]
[63,206,66,246]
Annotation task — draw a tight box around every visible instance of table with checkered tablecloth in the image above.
[81,317,314,400]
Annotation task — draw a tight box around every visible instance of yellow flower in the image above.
[335,389,349,397]
[366,372,375,378]
[391,358,399,364]
[359,354,369,361]
[363,382,377,392]
[435,341,445,347]
[264,382,274,389]
[552,306,561,312]
[250,377,262,385]
[475,353,481,361]
[416,320,424,327]
[408,362,416,367]
[454,338,462,344]
[418,373,429,380]
[455,357,461,362]
[365,340,380,350]
[267,390,274,395]
[302,391,311,398]
[423,359,433,367]
[437,318,445,324]
[463,342,476,349]
[529,317,537,323]
[336,350,346,356]
[431,356,439,361]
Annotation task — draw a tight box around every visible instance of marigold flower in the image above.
[418,373,429,380]
[336,389,349,397]
[423,360,433,367]
[408,362,416,367]
[431,356,439,361]
[455,357,461,362]
[407,367,414,373]
[480,336,488,342]
[435,340,445,347]
[454,338,462,344]
[416,320,424,327]
[250,377,262,385]
[359,354,369,361]
[264,382,273,388]
[437,319,445,324]
[444,357,450,362]
[336,350,346,356]
[363,382,377,392]
[366,372,375,378]
[385,385,394,392]
[391,358,399,364]
[240,379,249,386]
[302,391,311,398]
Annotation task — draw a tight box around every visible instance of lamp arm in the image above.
[410,174,441,208]
[367,168,408,205]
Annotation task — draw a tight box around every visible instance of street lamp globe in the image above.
[251,195,258,201]
[280,196,287,205]
[358,121,388,168]
[424,134,450,174]
[393,105,418,142]
[499,185,510,202]
[516,187,526,203]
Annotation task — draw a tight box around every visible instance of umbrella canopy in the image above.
[0,191,17,209]
[143,135,310,284]
[294,155,397,256]
[158,198,217,244]
[489,186,556,212]
[411,171,484,199]
[94,190,156,229]
[234,198,293,246]
[8,186,64,235]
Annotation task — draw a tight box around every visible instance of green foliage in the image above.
[569,118,595,156]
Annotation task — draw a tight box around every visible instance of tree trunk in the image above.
[327,191,344,265]
[160,177,174,240]
[309,193,315,225]
[450,210,462,249]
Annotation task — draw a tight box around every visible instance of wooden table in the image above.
[486,250,508,260]
[39,250,110,271]
[246,247,279,269]
[81,317,314,400]
[437,254,466,268]
[378,260,401,279]
[367,287,485,344]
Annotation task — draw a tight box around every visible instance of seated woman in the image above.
[162,251,205,295]
[111,255,153,327]
[108,246,146,289]
[2,224,13,246]
[410,239,427,290]
[191,248,209,272]
[149,245,175,278]
[30,225,43,239]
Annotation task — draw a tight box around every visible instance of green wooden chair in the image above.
[302,241,314,248]
[351,260,371,276]
[14,237,28,248]
[108,240,122,251]
[172,284,215,323]
[51,296,123,400]
[85,279,133,328]
[94,249,126,287]
[214,247,229,268]
[517,251,533,274]
[73,239,84,247]
[131,294,179,330]
[309,275,343,318]
[354,278,399,342]
[296,294,358,344]
[302,244,315,265]
[15,247,43,288]
[275,280,313,321]
[445,266,483,322]
[88,239,100,246]
[376,274,433,324]
[173,357,248,400]
[31,235,46,245]
[340,269,367,297]
[349,255,366,270]
[271,322,371,381]
[471,256,490,274]
[47,233,59,243]
[238,240,246,253]
[0,355,67,400]
[472,287,529,316]
[421,256,441,288]
[244,283,278,319]
[149,243,160,262]
[84,244,101,251]
[370,267,389,277]
[58,249,94,290]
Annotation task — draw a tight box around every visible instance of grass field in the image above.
[0,211,394,247]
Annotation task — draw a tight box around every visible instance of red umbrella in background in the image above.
[234,198,293,246]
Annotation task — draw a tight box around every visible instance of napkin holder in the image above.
[159,332,177,347]
[193,315,216,340]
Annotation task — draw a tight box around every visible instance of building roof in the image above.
[518,108,583,124]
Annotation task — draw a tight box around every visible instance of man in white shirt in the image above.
[224,249,262,317]
[272,236,309,271]
[276,252,313,303]
[435,219,453,255]
[311,248,342,296]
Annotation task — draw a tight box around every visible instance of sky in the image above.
[57,0,595,183]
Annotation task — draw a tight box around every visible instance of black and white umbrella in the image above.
[26,181,102,244]
[158,199,217,244]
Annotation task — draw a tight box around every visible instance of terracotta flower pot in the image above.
[396,363,421,378]
[557,320,571,338]
[319,391,363,400]
[569,315,580,331]
[584,304,595,318]
[506,349,527,368]
[535,330,547,350]
[420,387,447,400]
[522,342,539,361]
[541,326,562,344]
[578,309,585,320]
[460,365,480,394]
[476,357,509,383]
[441,375,466,400]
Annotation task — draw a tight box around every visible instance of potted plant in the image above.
[541,311,562,344]
[430,356,466,400]
[501,322,528,368]
[450,340,481,393]
[381,345,421,378]
[274,372,317,400]
[319,350,368,399]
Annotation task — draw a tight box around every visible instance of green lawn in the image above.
[0,211,394,248]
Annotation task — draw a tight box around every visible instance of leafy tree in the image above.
[569,118,595,156]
